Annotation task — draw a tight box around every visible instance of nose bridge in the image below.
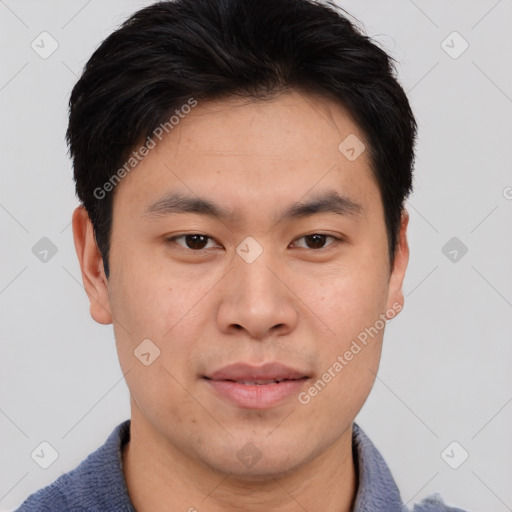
[238,251,279,299]
[234,240,284,310]
[216,238,298,338]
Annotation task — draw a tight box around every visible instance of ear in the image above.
[72,206,113,325]
[385,209,410,316]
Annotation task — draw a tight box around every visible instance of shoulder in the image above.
[14,420,133,512]
[352,423,469,512]
[407,493,470,512]
[14,474,80,511]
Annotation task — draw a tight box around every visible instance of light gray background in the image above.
[1,1,511,510]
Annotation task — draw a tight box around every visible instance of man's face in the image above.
[77,90,408,478]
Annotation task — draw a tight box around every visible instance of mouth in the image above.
[209,378,304,385]
[203,362,310,409]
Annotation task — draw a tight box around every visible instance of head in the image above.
[70,0,415,480]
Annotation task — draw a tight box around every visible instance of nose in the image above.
[216,246,299,340]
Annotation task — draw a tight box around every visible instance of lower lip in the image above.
[205,378,308,409]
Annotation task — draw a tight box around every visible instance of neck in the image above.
[122,412,357,512]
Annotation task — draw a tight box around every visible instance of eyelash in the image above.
[166,233,343,252]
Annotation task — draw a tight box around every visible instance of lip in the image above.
[206,362,308,381]
[204,362,310,409]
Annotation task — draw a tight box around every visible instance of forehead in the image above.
[112,90,379,220]
[170,91,365,158]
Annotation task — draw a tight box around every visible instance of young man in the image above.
[17,0,468,510]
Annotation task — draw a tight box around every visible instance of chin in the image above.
[201,444,312,482]
[220,461,305,484]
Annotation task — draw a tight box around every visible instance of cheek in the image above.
[108,257,209,394]
[295,258,389,411]
[108,253,201,340]
[124,362,205,440]
[110,272,200,427]
[300,259,389,338]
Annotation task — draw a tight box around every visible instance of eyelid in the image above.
[167,234,221,250]
[290,233,342,249]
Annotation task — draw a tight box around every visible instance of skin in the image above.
[72,90,409,512]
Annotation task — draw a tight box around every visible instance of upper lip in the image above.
[205,362,309,382]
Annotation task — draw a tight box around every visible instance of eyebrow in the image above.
[143,190,362,223]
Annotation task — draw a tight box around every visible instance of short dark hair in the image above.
[67,0,416,278]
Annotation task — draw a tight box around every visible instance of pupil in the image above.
[186,235,207,250]
[306,234,326,249]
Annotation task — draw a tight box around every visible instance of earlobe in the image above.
[386,209,410,316]
[72,206,113,325]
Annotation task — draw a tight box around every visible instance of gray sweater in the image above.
[16,420,468,511]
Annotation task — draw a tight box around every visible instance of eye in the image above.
[291,234,339,250]
[169,234,218,250]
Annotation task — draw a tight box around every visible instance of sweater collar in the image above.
[351,422,404,511]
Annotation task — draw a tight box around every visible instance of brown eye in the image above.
[304,234,328,249]
[171,234,216,250]
[293,234,337,250]
[184,234,209,249]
